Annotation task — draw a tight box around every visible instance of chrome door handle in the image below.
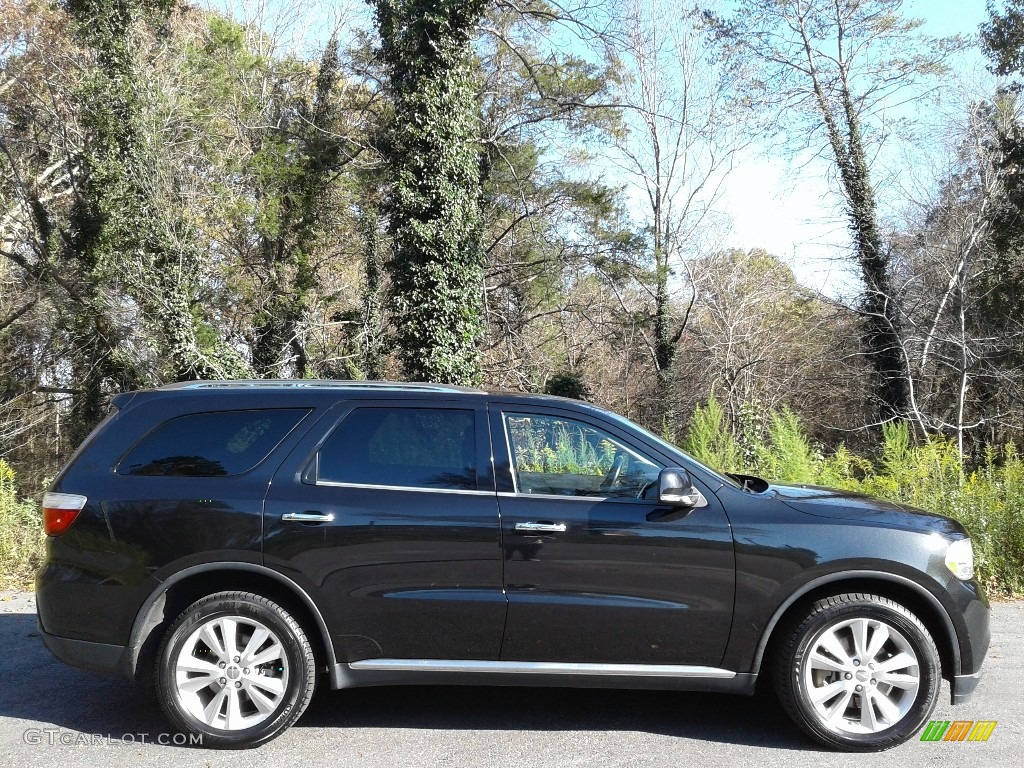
[515,521,567,533]
[282,512,335,523]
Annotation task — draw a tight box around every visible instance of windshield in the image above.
[600,409,743,490]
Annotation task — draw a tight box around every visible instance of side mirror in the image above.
[659,468,704,507]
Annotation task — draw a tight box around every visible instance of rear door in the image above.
[491,403,736,666]
[263,399,505,661]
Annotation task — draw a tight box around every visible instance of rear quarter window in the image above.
[117,409,310,477]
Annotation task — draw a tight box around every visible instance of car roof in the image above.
[120,379,608,414]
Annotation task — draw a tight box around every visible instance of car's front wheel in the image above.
[773,592,941,751]
[155,591,316,748]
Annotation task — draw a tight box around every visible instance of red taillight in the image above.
[42,492,87,536]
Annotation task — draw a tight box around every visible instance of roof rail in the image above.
[157,379,486,394]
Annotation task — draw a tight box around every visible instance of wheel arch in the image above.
[122,563,337,684]
[753,572,960,682]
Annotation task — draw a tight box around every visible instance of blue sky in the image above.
[917,0,990,37]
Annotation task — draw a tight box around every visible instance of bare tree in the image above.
[609,0,747,404]
[675,249,848,443]
[888,90,1024,456]
[707,0,963,423]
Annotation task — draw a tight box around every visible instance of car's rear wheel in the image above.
[155,591,316,749]
[773,592,941,751]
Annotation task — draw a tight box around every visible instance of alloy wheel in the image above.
[173,615,291,731]
[801,616,921,735]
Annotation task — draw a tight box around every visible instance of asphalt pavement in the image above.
[0,591,1020,767]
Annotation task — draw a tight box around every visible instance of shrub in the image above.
[0,460,43,589]
[754,408,820,483]
[682,396,744,473]
[543,371,591,401]
[682,399,1024,596]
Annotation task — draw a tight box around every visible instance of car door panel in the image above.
[491,404,736,666]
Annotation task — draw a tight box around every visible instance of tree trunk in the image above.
[374,0,488,385]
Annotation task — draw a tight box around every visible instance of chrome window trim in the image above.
[313,480,494,496]
[498,490,610,502]
[347,659,736,678]
[497,491,660,504]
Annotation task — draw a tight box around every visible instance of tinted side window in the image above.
[317,408,477,491]
[504,412,661,498]
[119,409,310,477]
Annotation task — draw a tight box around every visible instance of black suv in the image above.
[36,381,989,750]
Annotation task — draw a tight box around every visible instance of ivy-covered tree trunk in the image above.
[705,0,932,423]
[982,2,1024,369]
[61,0,163,443]
[63,0,248,410]
[373,0,488,385]
[791,12,910,424]
[822,91,907,422]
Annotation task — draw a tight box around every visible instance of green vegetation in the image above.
[0,461,42,590]
[684,397,1024,596]
[1,1,1023,596]
[373,0,488,385]
[508,417,618,475]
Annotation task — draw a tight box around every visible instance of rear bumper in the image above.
[38,622,126,677]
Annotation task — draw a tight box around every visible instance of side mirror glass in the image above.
[659,468,704,507]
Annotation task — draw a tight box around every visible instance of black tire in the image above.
[772,592,941,751]
[155,591,316,749]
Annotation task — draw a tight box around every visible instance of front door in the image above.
[492,405,735,666]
